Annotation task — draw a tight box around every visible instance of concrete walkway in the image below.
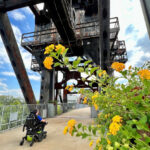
[0,107,93,150]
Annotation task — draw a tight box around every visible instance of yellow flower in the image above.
[65,85,73,92]
[43,56,53,69]
[112,115,122,123]
[107,138,111,145]
[89,140,94,147]
[105,113,110,119]
[68,87,73,92]
[112,95,115,98]
[109,122,122,135]
[63,126,68,135]
[67,119,77,128]
[69,126,73,136]
[97,124,101,128]
[98,70,106,77]
[98,72,102,77]
[96,138,100,144]
[111,62,125,72]
[83,97,87,104]
[99,145,102,150]
[44,44,55,54]
[94,103,98,111]
[55,44,65,54]
[65,85,69,90]
[98,112,101,118]
[138,69,150,80]
[102,70,106,74]
[92,95,98,100]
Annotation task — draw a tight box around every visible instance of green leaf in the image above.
[57,48,62,55]
[84,60,92,67]
[92,128,97,136]
[78,67,84,73]
[62,48,68,57]
[139,115,147,124]
[76,132,82,137]
[54,62,61,67]
[82,133,89,139]
[64,57,69,64]
[77,123,82,129]
[90,67,99,75]
[88,125,92,132]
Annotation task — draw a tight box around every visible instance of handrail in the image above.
[21,17,120,46]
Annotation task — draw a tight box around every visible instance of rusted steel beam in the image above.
[98,0,110,72]
[0,12,36,104]
[0,0,44,12]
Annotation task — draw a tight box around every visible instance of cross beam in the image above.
[0,0,44,12]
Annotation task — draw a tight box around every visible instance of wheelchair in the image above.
[20,111,47,146]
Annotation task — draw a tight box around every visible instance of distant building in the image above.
[140,0,150,38]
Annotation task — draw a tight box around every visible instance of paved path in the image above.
[0,107,93,150]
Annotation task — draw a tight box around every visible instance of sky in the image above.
[0,0,150,100]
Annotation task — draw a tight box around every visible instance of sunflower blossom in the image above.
[138,69,150,80]
[43,56,53,69]
[111,62,125,72]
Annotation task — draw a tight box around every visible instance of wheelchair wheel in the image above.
[43,134,47,139]
[20,140,24,146]
[30,142,33,147]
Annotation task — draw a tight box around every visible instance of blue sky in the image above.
[0,0,150,100]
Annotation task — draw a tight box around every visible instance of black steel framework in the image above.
[0,0,128,105]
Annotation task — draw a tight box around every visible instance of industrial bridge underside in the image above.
[0,0,128,105]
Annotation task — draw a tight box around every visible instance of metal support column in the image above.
[40,69,55,103]
[98,0,110,72]
[0,12,36,104]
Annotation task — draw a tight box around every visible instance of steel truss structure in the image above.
[0,0,127,104]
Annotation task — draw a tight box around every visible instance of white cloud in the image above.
[1,71,40,81]
[0,79,7,90]
[1,72,15,77]
[28,74,41,81]
[0,88,23,98]
[9,10,26,21]
[0,36,10,67]
[111,0,149,67]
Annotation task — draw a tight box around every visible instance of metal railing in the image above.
[0,103,88,132]
[21,17,119,47]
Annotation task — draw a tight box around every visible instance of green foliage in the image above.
[45,45,150,149]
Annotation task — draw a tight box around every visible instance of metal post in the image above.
[98,0,110,73]
[40,69,55,103]
[21,105,25,125]
[0,12,36,105]
[8,106,12,130]
[0,106,4,131]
